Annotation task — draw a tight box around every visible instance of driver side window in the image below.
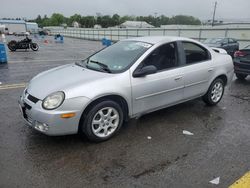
[141,42,178,72]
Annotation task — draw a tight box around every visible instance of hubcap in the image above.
[211,82,223,103]
[91,107,119,138]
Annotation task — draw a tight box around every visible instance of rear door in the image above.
[180,41,214,100]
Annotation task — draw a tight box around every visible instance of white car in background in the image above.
[19,36,234,142]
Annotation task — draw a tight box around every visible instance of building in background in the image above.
[202,18,250,27]
[72,21,80,28]
[94,24,102,29]
[26,22,39,33]
[160,24,250,29]
[119,21,154,28]
[0,19,26,34]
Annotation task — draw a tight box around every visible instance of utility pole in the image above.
[154,12,158,27]
[154,12,158,18]
[212,1,217,26]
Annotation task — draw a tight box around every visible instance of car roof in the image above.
[122,36,198,45]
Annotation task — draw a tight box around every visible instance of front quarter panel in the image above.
[64,71,133,117]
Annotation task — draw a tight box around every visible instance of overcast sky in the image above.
[1,0,250,20]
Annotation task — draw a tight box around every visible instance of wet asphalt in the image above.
[0,36,249,188]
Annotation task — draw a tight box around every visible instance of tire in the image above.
[80,100,124,142]
[236,73,247,80]
[7,41,17,51]
[30,43,39,51]
[203,78,225,106]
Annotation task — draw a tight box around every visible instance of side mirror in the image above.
[133,65,157,77]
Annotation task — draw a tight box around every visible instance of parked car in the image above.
[233,45,250,80]
[203,38,239,57]
[38,29,50,36]
[19,36,234,142]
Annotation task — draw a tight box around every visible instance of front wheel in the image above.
[236,73,247,80]
[80,100,124,142]
[203,78,225,106]
[30,43,39,51]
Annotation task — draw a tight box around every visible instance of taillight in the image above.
[234,51,247,58]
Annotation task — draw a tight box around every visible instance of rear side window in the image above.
[182,42,210,65]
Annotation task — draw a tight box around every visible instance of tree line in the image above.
[29,13,201,28]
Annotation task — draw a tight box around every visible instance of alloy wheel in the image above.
[91,107,120,138]
[211,82,223,103]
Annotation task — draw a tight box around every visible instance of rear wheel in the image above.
[236,73,247,80]
[30,43,39,51]
[80,100,124,142]
[7,41,17,51]
[203,78,225,106]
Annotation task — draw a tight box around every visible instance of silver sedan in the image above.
[19,36,234,142]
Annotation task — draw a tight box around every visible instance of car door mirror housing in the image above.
[133,65,157,77]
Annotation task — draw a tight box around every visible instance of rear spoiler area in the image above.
[211,47,228,54]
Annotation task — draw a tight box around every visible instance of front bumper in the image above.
[19,91,91,136]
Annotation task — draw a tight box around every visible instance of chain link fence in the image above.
[45,27,250,48]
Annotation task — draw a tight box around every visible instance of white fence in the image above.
[46,27,250,48]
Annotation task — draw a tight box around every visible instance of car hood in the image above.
[27,64,113,99]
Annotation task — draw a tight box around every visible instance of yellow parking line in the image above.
[229,171,250,188]
[0,83,27,90]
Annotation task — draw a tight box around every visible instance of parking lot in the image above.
[0,36,250,188]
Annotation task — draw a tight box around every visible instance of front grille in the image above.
[24,102,32,110]
[27,94,39,103]
[21,105,32,123]
[26,113,32,123]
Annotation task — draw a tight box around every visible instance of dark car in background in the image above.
[204,38,239,57]
[233,45,250,80]
[37,29,51,36]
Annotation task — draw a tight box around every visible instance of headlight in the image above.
[42,91,65,110]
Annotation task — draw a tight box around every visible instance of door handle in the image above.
[174,76,183,81]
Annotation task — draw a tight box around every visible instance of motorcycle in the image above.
[7,37,39,51]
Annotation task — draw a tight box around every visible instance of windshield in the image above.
[78,41,152,73]
[204,38,223,44]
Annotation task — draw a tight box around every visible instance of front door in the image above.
[131,42,184,116]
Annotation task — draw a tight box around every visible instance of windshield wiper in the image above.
[89,60,112,73]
